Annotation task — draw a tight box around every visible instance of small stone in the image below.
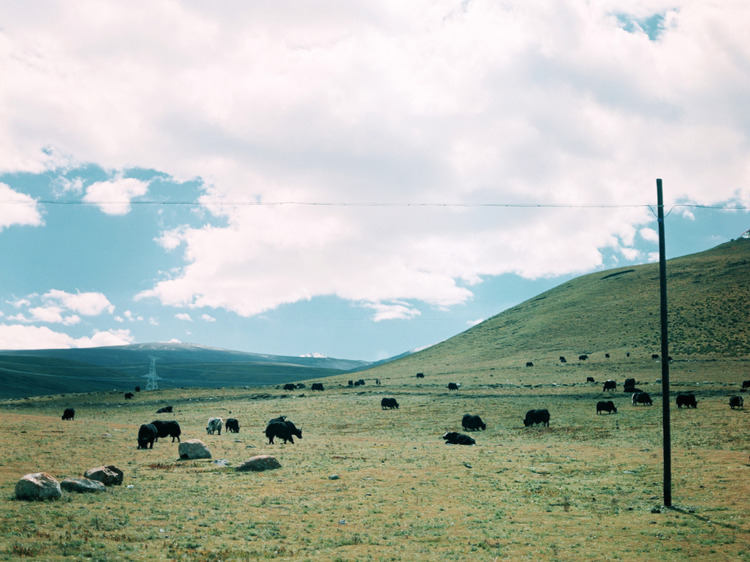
[236,455,282,472]
[178,439,212,460]
[329,474,340,480]
[61,477,106,493]
[15,472,62,501]
[84,465,123,486]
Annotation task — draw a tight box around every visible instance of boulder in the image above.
[15,472,62,501]
[84,465,124,486]
[178,439,212,460]
[61,477,106,493]
[236,455,281,472]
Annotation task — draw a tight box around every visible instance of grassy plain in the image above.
[1,358,748,561]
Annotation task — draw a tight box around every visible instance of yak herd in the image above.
[61,376,747,450]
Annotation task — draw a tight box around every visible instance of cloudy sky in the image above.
[1,1,748,361]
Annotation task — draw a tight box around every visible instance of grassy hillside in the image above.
[362,238,750,384]
[0,343,370,399]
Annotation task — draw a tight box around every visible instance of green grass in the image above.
[1,369,748,560]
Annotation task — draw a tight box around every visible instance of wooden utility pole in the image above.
[657,178,672,507]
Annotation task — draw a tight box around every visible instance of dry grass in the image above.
[1,366,748,561]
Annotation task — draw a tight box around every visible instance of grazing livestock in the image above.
[586,377,595,383]
[206,417,223,435]
[632,392,653,406]
[462,414,486,431]
[603,380,617,392]
[742,380,750,390]
[526,362,534,367]
[156,406,173,414]
[605,353,610,358]
[623,378,636,392]
[62,408,75,421]
[559,356,567,363]
[416,372,425,378]
[579,354,588,361]
[137,424,158,449]
[729,396,744,409]
[151,420,181,442]
[226,418,240,433]
[652,354,660,360]
[265,420,302,444]
[124,392,134,399]
[676,393,697,409]
[523,409,550,427]
[283,383,296,391]
[443,432,476,445]
[596,401,617,414]
[311,383,324,391]
[348,380,354,386]
[447,382,460,391]
[354,380,364,386]
[381,398,399,410]
[296,383,306,389]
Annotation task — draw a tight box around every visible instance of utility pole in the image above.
[657,178,672,507]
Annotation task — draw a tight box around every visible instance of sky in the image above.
[0,1,748,361]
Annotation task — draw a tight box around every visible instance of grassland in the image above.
[1,357,748,561]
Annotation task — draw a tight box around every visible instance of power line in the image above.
[3,199,749,210]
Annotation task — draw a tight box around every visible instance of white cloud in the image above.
[175,313,192,322]
[364,301,422,322]
[0,183,43,230]
[83,177,149,215]
[639,227,659,242]
[42,290,115,316]
[0,324,132,350]
[201,314,216,322]
[2,1,750,320]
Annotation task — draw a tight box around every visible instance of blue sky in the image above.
[0,2,748,361]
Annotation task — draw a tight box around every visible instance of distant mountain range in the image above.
[3,238,748,399]
[0,342,373,399]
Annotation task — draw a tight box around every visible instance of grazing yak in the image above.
[596,401,617,414]
[283,383,297,391]
[447,382,460,391]
[525,362,534,367]
[603,380,617,392]
[742,380,750,390]
[156,406,173,414]
[206,417,223,435]
[579,354,589,361]
[462,414,486,431]
[226,418,240,433]
[443,432,475,445]
[416,372,425,378]
[137,423,158,449]
[523,409,550,427]
[124,392,134,399]
[676,393,697,409]
[586,377,595,383]
[729,396,744,409]
[265,419,302,444]
[151,420,181,442]
[623,378,636,392]
[62,408,75,421]
[311,383,324,391]
[632,392,653,406]
[381,398,399,410]
[559,356,567,363]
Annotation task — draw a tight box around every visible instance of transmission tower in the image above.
[144,356,162,391]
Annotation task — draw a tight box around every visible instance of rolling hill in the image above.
[0,342,371,399]
[362,237,749,381]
